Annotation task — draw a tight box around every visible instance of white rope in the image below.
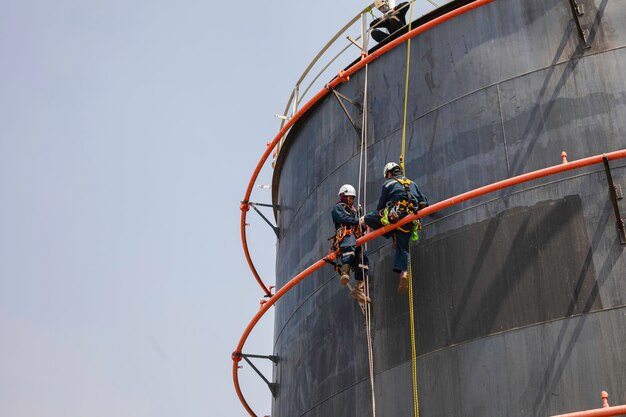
[357,48,376,417]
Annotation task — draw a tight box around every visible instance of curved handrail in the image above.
[232,257,331,416]
[278,3,374,128]
[552,405,626,417]
[240,0,497,296]
[278,0,449,131]
[550,390,626,416]
[233,149,626,416]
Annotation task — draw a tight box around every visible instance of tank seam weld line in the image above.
[275,154,356,253]
[276,44,626,237]
[271,273,337,350]
[370,44,626,156]
[496,83,511,176]
[273,165,626,345]
[295,374,376,417]
[416,303,626,359]
[289,304,626,417]
[424,164,626,227]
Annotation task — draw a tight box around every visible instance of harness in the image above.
[335,224,362,240]
[379,177,421,240]
[329,204,363,256]
[380,177,417,222]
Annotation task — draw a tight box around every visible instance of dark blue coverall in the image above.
[331,202,369,281]
[364,175,428,273]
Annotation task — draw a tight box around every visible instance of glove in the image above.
[359,216,365,226]
[418,201,428,210]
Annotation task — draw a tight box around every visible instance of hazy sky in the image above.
[0,1,436,415]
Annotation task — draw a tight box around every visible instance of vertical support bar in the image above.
[361,10,369,55]
[602,156,626,245]
[293,84,299,115]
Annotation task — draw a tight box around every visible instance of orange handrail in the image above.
[232,256,333,416]
[552,391,626,417]
[240,0,498,296]
[233,149,626,417]
[359,150,626,245]
[552,405,626,417]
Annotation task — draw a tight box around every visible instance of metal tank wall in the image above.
[270,0,626,416]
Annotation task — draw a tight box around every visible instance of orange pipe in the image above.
[550,391,626,417]
[232,256,332,417]
[551,405,626,417]
[240,0,497,295]
[356,149,626,246]
[240,207,272,297]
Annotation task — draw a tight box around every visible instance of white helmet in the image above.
[383,162,400,177]
[338,184,356,197]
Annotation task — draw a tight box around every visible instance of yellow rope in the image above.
[400,2,419,416]
[400,1,415,174]
[408,260,419,417]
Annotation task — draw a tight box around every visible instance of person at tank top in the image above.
[370,1,410,43]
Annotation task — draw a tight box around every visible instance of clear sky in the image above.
[0,1,436,415]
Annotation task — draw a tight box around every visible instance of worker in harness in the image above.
[331,184,370,304]
[370,0,410,43]
[363,162,428,293]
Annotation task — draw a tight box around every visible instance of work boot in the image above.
[351,280,371,304]
[397,271,408,293]
[340,264,351,286]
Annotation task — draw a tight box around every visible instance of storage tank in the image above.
[269,0,626,415]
